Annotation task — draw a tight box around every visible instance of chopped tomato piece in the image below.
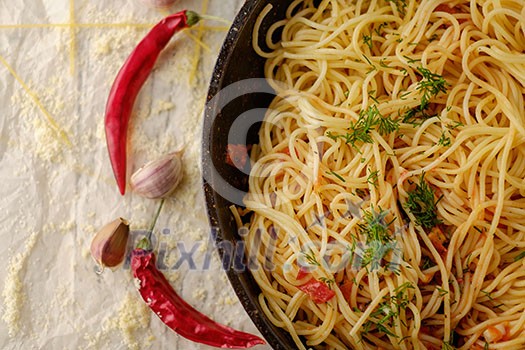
[339,280,353,301]
[428,226,448,255]
[225,144,250,169]
[483,323,509,343]
[434,4,468,24]
[296,267,310,280]
[281,146,298,157]
[435,4,458,14]
[298,278,335,303]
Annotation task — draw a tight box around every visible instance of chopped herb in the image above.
[374,22,388,36]
[481,290,493,300]
[399,91,411,100]
[438,131,451,146]
[400,68,448,126]
[378,114,400,136]
[398,335,411,344]
[387,0,408,15]
[369,90,380,104]
[405,172,443,229]
[442,342,455,350]
[363,34,373,49]
[357,207,394,244]
[437,287,448,297]
[484,342,489,350]
[367,169,379,188]
[363,55,377,73]
[380,58,393,69]
[514,251,525,261]
[326,105,398,149]
[329,170,346,182]
[463,253,472,273]
[422,255,435,269]
[344,90,350,97]
[303,249,320,267]
[416,67,448,109]
[429,33,439,42]
[403,55,421,64]
[355,188,367,197]
[356,207,397,270]
[319,277,335,286]
[362,282,414,339]
[474,226,484,234]
[446,120,463,130]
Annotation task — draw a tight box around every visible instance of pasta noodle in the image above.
[237,0,525,349]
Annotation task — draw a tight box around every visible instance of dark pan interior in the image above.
[202,0,296,349]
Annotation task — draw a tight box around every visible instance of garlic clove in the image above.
[130,152,183,199]
[90,218,130,269]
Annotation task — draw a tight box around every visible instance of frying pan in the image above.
[202,0,297,348]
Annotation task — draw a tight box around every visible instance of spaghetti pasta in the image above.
[238,0,525,349]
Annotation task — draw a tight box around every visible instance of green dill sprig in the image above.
[374,22,388,36]
[356,207,397,271]
[367,169,379,188]
[405,173,443,230]
[400,67,449,126]
[416,67,449,110]
[363,55,377,73]
[437,287,448,297]
[319,277,335,287]
[326,105,399,149]
[357,207,394,244]
[514,251,525,261]
[362,282,414,339]
[329,170,346,182]
[422,255,435,270]
[303,249,320,267]
[363,34,373,49]
[387,0,408,16]
[438,131,451,146]
[403,55,421,64]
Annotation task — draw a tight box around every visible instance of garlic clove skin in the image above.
[140,0,176,8]
[130,152,183,199]
[90,218,130,269]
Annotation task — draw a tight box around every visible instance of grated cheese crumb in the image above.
[152,99,175,115]
[103,292,150,350]
[192,288,207,301]
[2,232,38,337]
[224,296,237,306]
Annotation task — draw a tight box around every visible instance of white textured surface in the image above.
[0,0,271,349]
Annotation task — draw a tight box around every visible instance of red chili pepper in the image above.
[105,10,201,195]
[298,278,335,304]
[131,241,266,349]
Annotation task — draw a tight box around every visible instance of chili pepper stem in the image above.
[137,199,165,250]
[185,11,202,27]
